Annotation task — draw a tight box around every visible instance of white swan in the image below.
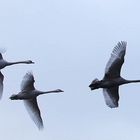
[10,72,64,130]
[0,50,34,99]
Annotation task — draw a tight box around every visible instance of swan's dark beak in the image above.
[58,89,64,92]
[89,84,96,90]
[27,60,35,64]
[9,94,18,100]
[9,96,15,100]
[30,61,35,64]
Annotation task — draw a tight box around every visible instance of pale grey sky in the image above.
[0,0,140,140]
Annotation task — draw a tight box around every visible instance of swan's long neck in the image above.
[38,90,62,95]
[126,80,140,83]
[7,61,29,66]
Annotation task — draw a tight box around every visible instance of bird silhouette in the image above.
[10,72,64,130]
[0,50,34,99]
[89,41,140,108]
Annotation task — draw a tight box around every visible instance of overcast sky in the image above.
[0,0,140,140]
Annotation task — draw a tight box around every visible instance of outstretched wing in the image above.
[104,41,126,79]
[0,48,6,60]
[21,72,35,91]
[24,98,43,130]
[0,71,4,99]
[0,53,3,60]
[103,87,119,108]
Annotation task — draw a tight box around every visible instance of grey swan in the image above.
[10,72,64,130]
[89,41,140,108]
[0,50,34,99]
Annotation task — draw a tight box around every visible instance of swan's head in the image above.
[54,89,64,93]
[9,94,18,100]
[89,78,100,90]
[26,60,34,64]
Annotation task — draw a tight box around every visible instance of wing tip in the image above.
[116,41,127,49]
[38,123,44,130]
[26,71,33,76]
[23,71,34,81]
[106,103,119,108]
[112,41,127,56]
[0,48,6,54]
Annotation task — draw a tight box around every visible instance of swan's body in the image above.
[0,51,34,99]
[89,41,140,108]
[10,72,64,130]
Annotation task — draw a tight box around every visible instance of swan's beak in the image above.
[58,89,64,92]
[27,60,35,64]
[9,94,18,100]
[89,84,95,90]
[30,61,35,64]
[9,95,15,100]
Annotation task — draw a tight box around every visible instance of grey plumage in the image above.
[89,41,140,108]
[10,72,64,130]
[0,50,34,99]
